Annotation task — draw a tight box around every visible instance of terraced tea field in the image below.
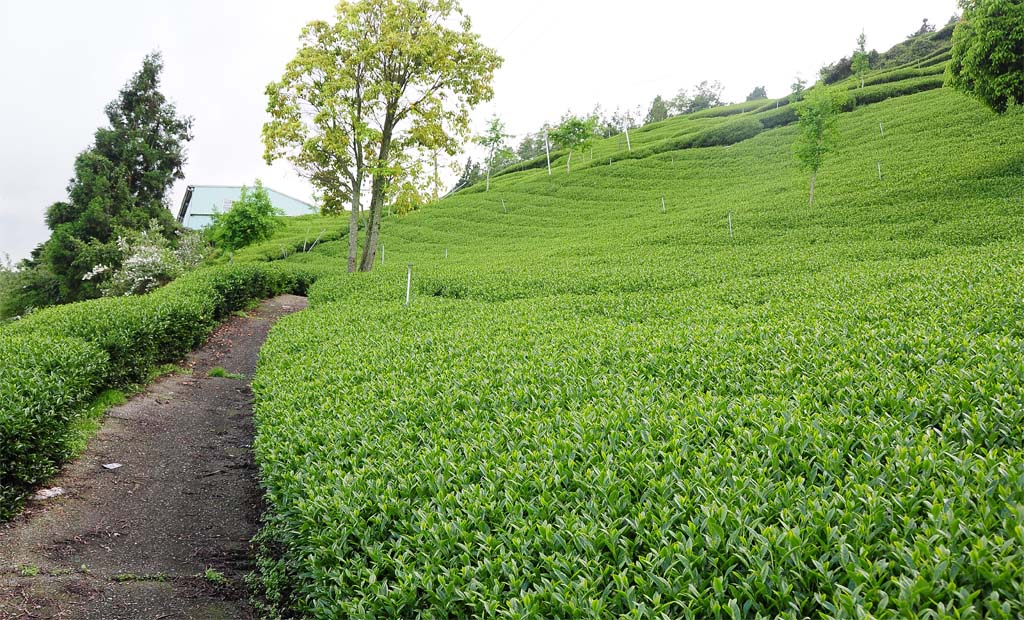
[249,84,1024,617]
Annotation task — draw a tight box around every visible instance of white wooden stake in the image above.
[544,131,552,176]
[381,242,385,265]
[405,264,412,306]
[880,122,885,136]
[877,161,883,180]
[444,248,448,259]
[501,198,507,214]
[728,212,733,239]
[661,197,666,213]
[625,127,632,152]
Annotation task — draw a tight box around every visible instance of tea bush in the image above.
[250,83,1024,617]
[0,335,107,519]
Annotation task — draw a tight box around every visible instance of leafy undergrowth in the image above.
[251,80,1024,618]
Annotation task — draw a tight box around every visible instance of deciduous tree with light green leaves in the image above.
[793,85,849,206]
[475,115,511,191]
[947,0,1024,114]
[264,0,502,272]
[549,115,597,174]
[852,31,870,88]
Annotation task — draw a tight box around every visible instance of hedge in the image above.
[0,335,108,519]
[0,261,321,518]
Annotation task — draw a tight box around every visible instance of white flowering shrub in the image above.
[83,221,209,297]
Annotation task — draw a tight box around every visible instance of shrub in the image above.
[206,181,284,251]
[755,104,799,129]
[86,221,209,297]
[0,263,64,320]
[861,66,945,88]
[846,75,946,108]
[819,56,853,84]
[947,0,1024,113]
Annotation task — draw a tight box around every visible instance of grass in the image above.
[64,389,128,458]
[208,367,245,380]
[18,565,40,577]
[111,572,168,583]
[66,363,189,458]
[248,79,1024,619]
[203,568,228,586]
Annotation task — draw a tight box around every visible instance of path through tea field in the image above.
[0,295,306,620]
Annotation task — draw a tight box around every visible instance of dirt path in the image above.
[0,295,307,620]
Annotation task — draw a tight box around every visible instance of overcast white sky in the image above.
[0,0,957,263]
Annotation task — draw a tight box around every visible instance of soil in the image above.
[0,295,307,620]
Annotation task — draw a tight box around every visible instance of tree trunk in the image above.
[567,150,572,174]
[358,108,396,272]
[809,171,817,206]
[358,175,386,271]
[346,175,361,273]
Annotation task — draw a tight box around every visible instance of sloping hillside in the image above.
[258,75,1024,616]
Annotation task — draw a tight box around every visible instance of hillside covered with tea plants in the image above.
[1,40,1022,617]
[247,72,1024,619]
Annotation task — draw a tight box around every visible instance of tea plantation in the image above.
[248,80,1024,618]
[2,67,1023,617]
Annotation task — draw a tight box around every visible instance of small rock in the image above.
[102,463,123,470]
[32,487,65,500]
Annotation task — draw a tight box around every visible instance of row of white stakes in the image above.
[403,119,892,305]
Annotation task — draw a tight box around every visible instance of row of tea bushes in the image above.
[252,250,1024,618]
[0,335,107,519]
[0,261,322,517]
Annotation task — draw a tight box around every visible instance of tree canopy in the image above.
[668,81,725,115]
[745,86,768,101]
[793,85,848,206]
[549,115,597,173]
[947,0,1024,113]
[645,95,669,124]
[12,53,192,313]
[264,0,502,272]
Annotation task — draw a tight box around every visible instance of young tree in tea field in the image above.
[793,85,848,206]
[264,17,372,272]
[264,0,502,272]
[549,115,597,174]
[476,116,511,191]
[791,75,808,98]
[947,0,1024,113]
[852,32,870,88]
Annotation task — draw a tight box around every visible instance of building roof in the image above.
[176,184,317,229]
